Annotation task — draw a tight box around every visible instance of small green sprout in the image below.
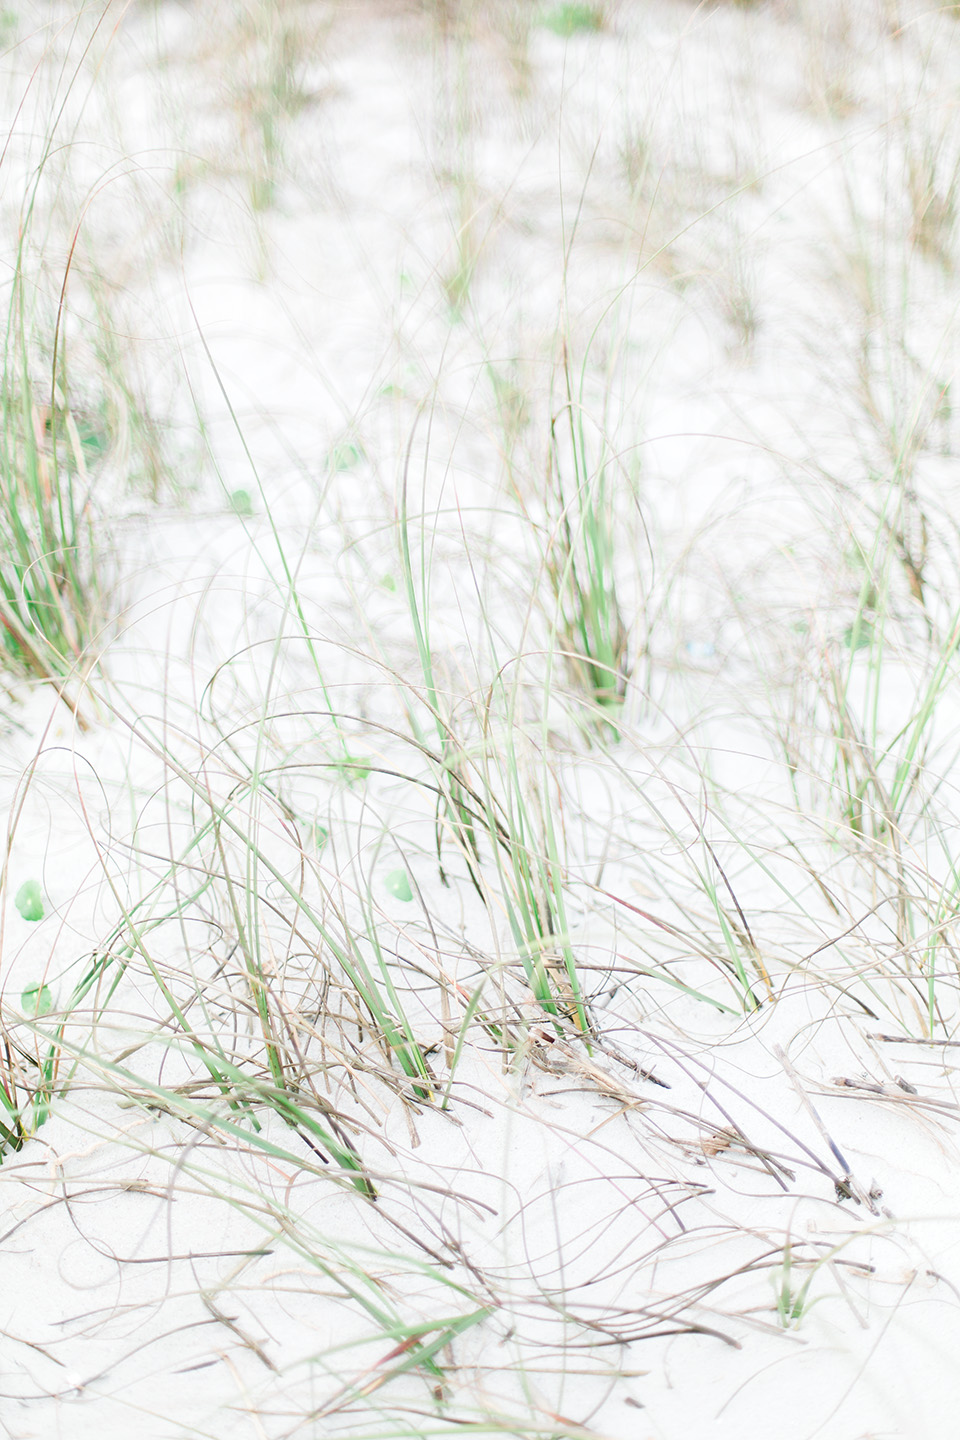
[14,880,44,922]
[76,416,108,463]
[843,620,874,651]
[334,756,371,784]
[774,1242,819,1329]
[21,983,52,1016]
[384,869,413,902]
[540,3,603,37]
[330,441,362,471]
[230,489,254,517]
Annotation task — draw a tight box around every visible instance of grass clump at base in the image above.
[0,357,103,708]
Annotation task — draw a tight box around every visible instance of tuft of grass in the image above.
[229,2,326,212]
[0,337,103,715]
[543,346,631,727]
[774,1241,818,1329]
[906,133,960,264]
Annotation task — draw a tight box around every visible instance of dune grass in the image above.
[3,3,960,1437]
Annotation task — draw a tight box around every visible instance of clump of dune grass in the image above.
[0,283,104,716]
